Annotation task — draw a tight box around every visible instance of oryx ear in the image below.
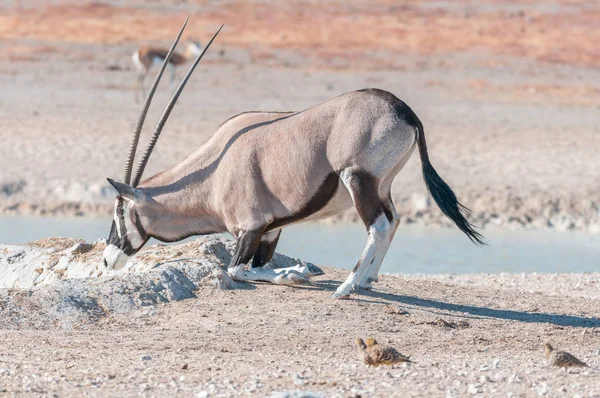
[107,178,140,201]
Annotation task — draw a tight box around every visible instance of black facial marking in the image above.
[107,197,140,256]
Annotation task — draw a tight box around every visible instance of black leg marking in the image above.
[382,202,394,223]
[251,230,282,268]
[342,170,386,273]
[228,227,265,270]
[343,170,384,228]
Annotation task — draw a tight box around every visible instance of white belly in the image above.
[152,56,166,69]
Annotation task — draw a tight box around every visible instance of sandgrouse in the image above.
[543,343,588,369]
[356,337,411,366]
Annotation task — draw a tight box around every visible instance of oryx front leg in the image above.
[251,229,282,268]
[332,169,391,299]
[228,228,310,285]
[227,228,264,281]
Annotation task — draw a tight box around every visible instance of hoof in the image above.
[274,271,308,286]
[358,277,377,290]
[330,290,351,300]
[306,263,325,277]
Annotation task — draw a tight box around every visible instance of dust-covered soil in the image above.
[0,237,600,397]
[1,0,600,232]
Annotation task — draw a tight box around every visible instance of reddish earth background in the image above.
[0,0,599,230]
[1,0,599,102]
[2,1,600,68]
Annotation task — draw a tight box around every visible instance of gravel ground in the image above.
[0,237,599,397]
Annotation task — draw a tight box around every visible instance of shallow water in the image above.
[0,216,598,274]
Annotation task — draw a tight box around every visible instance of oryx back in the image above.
[141,89,419,233]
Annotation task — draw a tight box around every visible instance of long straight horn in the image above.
[132,24,224,188]
[123,16,190,185]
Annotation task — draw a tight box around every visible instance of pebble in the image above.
[467,384,481,395]
[140,355,152,361]
[492,359,500,369]
[292,374,305,386]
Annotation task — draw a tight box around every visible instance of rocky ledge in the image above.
[0,236,319,329]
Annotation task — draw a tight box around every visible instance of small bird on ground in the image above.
[355,337,412,366]
[355,338,373,365]
[543,342,588,369]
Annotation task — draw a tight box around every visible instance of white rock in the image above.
[467,384,481,395]
[492,358,500,369]
[292,374,304,386]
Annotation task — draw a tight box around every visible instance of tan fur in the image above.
[106,84,479,294]
[135,43,197,70]
[136,90,417,239]
[106,18,481,295]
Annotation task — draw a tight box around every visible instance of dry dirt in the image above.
[1,267,600,397]
[0,237,599,397]
[0,0,599,232]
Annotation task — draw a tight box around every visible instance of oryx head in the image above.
[103,18,223,270]
[103,179,152,269]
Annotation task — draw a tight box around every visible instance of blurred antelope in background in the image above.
[104,18,484,300]
[132,40,202,102]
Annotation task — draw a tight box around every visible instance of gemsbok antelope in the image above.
[132,38,202,102]
[103,18,484,299]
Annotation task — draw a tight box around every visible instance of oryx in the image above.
[103,18,484,299]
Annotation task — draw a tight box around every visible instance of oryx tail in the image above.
[415,121,484,245]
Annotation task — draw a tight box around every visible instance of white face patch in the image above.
[113,198,145,249]
[103,244,129,270]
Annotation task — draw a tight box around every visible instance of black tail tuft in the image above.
[413,120,485,245]
[421,163,485,245]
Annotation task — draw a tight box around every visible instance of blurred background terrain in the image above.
[0,0,599,232]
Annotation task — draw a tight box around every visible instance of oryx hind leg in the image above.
[358,152,412,289]
[331,169,392,299]
[358,194,400,290]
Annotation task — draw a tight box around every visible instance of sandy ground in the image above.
[1,270,600,397]
[0,0,599,231]
[0,237,599,397]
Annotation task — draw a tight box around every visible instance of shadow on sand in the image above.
[308,279,600,328]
